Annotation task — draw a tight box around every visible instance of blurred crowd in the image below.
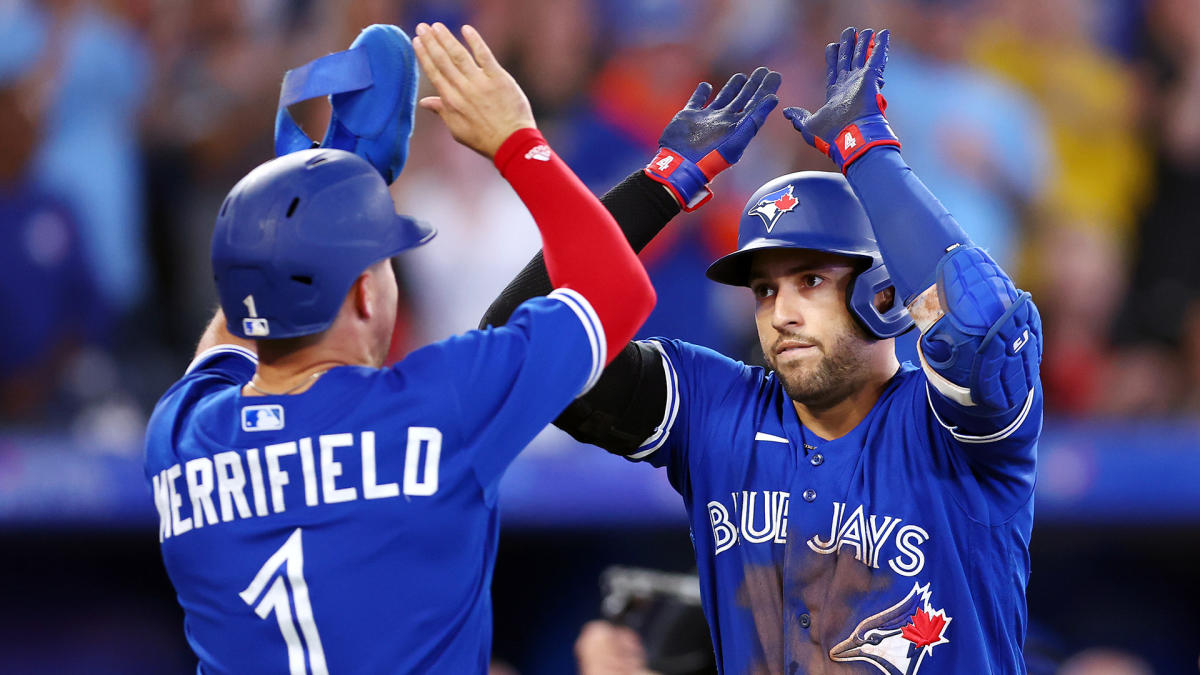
[2,1,1196,673]
[2,0,1200,435]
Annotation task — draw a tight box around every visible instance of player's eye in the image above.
[801,274,824,288]
[751,283,775,299]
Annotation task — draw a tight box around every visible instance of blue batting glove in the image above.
[644,66,781,211]
[783,27,900,172]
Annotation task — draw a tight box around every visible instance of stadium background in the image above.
[1,0,1198,672]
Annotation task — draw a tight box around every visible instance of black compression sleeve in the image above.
[479,170,680,329]
[555,341,669,456]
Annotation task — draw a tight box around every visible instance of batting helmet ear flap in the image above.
[851,264,913,339]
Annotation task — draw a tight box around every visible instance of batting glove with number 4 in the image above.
[784,27,900,173]
[645,67,781,211]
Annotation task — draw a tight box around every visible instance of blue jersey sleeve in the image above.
[182,344,258,384]
[624,339,759,500]
[924,378,1041,508]
[144,345,257,480]
[415,289,605,499]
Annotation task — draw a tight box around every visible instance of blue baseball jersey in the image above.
[145,290,604,674]
[631,339,1040,674]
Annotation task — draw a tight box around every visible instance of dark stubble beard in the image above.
[764,322,876,409]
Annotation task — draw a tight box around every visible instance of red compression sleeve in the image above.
[494,128,655,364]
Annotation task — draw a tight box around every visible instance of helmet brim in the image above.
[393,213,436,253]
[705,239,873,287]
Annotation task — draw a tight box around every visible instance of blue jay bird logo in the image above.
[747,185,799,233]
[829,582,951,675]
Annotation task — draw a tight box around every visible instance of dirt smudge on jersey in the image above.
[732,537,900,673]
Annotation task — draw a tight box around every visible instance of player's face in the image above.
[748,249,876,407]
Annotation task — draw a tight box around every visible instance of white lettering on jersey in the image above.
[707,501,738,554]
[403,427,442,497]
[808,501,928,577]
[167,464,192,536]
[319,434,357,504]
[362,431,399,499]
[888,525,930,577]
[265,442,297,513]
[707,491,790,555]
[154,428,437,538]
[298,438,319,506]
[246,448,270,516]
[153,470,172,541]
[185,457,218,528]
[214,451,252,522]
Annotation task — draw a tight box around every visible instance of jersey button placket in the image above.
[798,612,812,629]
[801,489,817,502]
[809,453,824,466]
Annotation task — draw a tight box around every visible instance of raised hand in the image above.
[783,27,900,172]
[412,22,535,159]
[644,67,781,211]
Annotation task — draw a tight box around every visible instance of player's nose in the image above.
[770,284,806,331]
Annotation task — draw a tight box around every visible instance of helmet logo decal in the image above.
[747,185,799,233]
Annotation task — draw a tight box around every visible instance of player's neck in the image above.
[246,336,368,397]
[792,350,900,441]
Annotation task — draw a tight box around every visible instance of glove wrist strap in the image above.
[828,114,900,172]
[643,148,714,212]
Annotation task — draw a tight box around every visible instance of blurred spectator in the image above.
[0,3,107,423]
[867,0,1052,272]
[968,0,1150,414]
[391,110,545,343]
[576,620,658,675]
[972,0,1149,246]
[29,0,151,315]
[1107,0,1200,414]
[1058,647,1155,675]
[141,0,316,346]
[553,0,753,354]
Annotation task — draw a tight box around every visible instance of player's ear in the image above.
[352,272,373,321]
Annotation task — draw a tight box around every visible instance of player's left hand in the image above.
[783,27,900,172]
[413,22,535,159]
[644,67,781,211]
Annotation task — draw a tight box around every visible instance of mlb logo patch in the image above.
[242,404,285,431]
[747,185,799,233]
[243,317,270,337]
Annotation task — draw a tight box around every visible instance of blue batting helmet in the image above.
[212,148,434,339]
[705,171,912,339]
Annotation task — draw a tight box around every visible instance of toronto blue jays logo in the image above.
[829,582,951,675]
[747,185,799,233]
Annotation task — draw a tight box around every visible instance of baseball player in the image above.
[484,28,1042,674]
[144,23,655,673]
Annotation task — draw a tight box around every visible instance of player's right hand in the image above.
[413,22,535,159]
[644,67,781,211]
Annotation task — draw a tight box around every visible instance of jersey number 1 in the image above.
[241,528,329,675]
